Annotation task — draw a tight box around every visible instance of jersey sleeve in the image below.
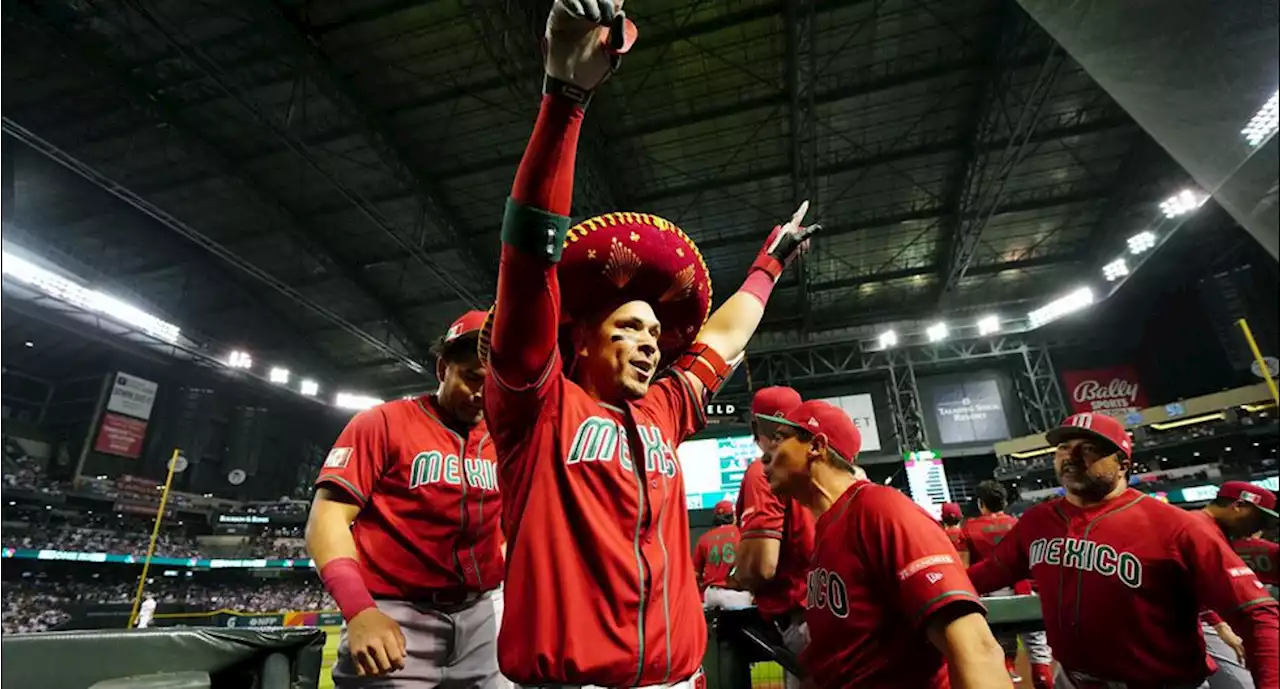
[315,408,391,505]
[642,372,708,445]
[737,462,785,540]
[1177,520,1280,688]
[861,488,985,627]
[693,537,708,578]
[966,518,1029,595]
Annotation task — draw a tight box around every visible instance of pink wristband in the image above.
[739,269,777,307]
[320,557,377,621]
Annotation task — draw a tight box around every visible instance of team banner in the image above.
[817,394,882,452]
[106,372,159,420]
[1060,366,1148,418]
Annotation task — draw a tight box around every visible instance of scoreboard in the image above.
[677,435,758,510]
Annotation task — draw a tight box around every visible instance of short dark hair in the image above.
[1210,496,1239,509]
[430,332,481,365]
[714,512,735,526]
[975,480,1008,512]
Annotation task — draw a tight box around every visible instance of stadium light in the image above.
[1028,287,1094,329]
[227,351,253,369]
[878,330,898,348]
[925,322,948,343]
[1127,231,1157,255]
[2,251,181,343]
[1103,258,1129,282]
[977,315,1000,336]
[269,367,290,384]
[335,392,383,411]
[1158,189,1207,218]
[300,379,319,397]
[1242,90,1279,147]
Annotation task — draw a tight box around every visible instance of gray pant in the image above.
[334,590,509,689]
[779,617,808,689]
[1203,624,1255,689]
[1054,667,1209,689]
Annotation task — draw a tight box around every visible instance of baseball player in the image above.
[732,386,815,689]
[136,594,156,629]
[1235,530,1279,590]
[942,502,967,556]
[963,480,1054,689]
[307,311,507,687]
[761,399,1011,688]
[1197,482,1279,689]
[479,1,819,685]
[694,501,751,610]
[967,412,1279,689]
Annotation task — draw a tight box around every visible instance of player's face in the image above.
[437,352,487,425]
[763,428,810,498]
[754,419,781,457]
[1223,503,1267,539]
[1054,437,1125,500]
[579,300,661,401]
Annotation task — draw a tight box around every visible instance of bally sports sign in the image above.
[1060,366,1148,418]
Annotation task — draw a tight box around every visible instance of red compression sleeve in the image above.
[510,94,584,213]
[320,557,376,622]
[738,269,777,307]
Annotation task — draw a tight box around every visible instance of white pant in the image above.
[703,587,753,610]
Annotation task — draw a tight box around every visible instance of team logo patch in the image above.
[926,572,944,584]
[324,447,352,469]
[898,554,955,581]
[1240,490,1262,505]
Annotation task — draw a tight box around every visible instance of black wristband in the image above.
[501,197,571,262]
[543,74,594,108]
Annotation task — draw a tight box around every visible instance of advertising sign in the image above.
[817,394,882,453]
[106,372,159,420]
[928,378,1010,445]
[93,412,148,458]
[677,435,757,509]
[1061,366,1148,418]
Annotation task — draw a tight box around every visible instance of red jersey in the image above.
[693,524,741,591]
[943,524,966,553]
[736,458,815,619]
[315,396,503,598]
[1234,537,1279,587]
[805,481,985,689]
[962,513,1032,595]
[487,364,706,686]
[968,489,1279,687]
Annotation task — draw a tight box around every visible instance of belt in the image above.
[382,589,488,610]
[1065,670,1205,689]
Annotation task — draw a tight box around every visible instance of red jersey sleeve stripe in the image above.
[1227,597,1280,614]
[910,590,985,624]
[487,342,560,394]
[316,475,369,506]
[672,369,708,427]
[741,529,783,540]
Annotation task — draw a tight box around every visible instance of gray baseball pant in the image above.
[1203,623,1255,689]
[333,590,509,689]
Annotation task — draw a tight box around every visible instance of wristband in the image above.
[320,557,377,622]
[543,74,594,108]
[501,197,572,262]
[738,268,777,307]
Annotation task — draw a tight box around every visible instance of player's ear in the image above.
[436,356,449,383]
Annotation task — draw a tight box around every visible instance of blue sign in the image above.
[1165,402,1186,417]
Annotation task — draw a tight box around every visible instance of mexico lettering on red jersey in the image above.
[803,482,984,689]
[735,459,815,619]
[315,397,503,598]
[966,489,1279,686]
[486,363,707,687]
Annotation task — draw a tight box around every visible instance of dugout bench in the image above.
[705,594,1045,689]
[0,626,326,689]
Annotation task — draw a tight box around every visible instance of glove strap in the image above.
[543,75,594,108]
[749,254,784,282]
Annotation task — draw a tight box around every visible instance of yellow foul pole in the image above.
[1237,319,1280,407]
[127,448,182,629]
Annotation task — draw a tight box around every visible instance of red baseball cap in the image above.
[752,386,803,419]
[1045,412,1133,457]
[1218,481,1279,518]
[941,503,963,520]
[713,500,734,517]
[759,399,863,464]
[444,310,487,343]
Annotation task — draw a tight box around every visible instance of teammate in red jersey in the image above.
[307,311,506,687]
[963,481,1054,689]
[942,502,967,556]
[733,386,815,689]
[763,400,1010,688]
[968,412,1279,689]
[479,1,819,684]
[694,501,751,610]
[1235,531,1279,588]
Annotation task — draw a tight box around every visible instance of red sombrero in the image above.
[479,211,711,368]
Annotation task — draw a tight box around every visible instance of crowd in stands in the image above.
[1,577,334,634]
[5,519,308,561]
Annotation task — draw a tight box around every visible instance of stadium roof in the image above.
[2,0,1190,396]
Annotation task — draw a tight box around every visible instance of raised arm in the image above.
[966,518,1030,595]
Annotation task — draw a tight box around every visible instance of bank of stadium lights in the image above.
[268,367,290,384]
[1159,188,1208,219]
[334,393,384,411]
[878,330,899,348]
[925,322,949,343]
[227,350,253,369]
[1127,230,1157,255]
[1,251,182,343]
[300,379,319,397]
[1028,287,1094,329]
[977,315,1001,336]
[1103,258,1130,282]
[1242,90,1278,147]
